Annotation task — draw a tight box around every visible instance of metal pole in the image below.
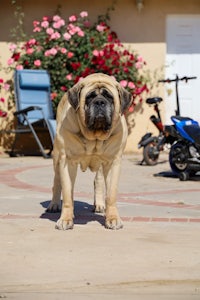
[175,74,180,116]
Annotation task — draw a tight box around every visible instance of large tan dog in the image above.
[47,73,132,230]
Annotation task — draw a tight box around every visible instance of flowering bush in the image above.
[6,10,149,112]
[0,78,9,118]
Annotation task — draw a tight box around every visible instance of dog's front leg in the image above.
[94,166,105,213]
[46,159,62,213]
[56,157,77,230]
[103,159,123,230]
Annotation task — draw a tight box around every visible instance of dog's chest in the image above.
[80,139,106,172]
[71,138,109,172]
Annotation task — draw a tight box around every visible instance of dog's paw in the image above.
[94,204,105,213]
[105,216,123,230]
[46,202,61,213]
[55,218,74,230]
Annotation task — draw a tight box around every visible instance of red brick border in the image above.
[1,165,200,223]
[1,213,200,223]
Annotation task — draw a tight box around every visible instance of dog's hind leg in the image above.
[103,159,123,230]
[94,166,105,213]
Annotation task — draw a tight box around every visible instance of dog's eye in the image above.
[86,91,97,104]
[101,89,114,102]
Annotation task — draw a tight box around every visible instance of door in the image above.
[166,15,200,123]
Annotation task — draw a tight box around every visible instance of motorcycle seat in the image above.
[146,97,163,104]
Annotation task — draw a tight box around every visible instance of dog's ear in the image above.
[67,82,83,111]
[117,84,132,113]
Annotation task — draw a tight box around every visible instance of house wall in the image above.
[0,0,200,153]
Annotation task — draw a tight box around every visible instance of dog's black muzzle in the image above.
[86,96,113,132]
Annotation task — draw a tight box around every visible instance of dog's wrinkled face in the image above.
[67,73,132,140]
[84,87,114,132]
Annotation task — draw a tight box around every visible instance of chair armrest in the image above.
[14,106,42,116]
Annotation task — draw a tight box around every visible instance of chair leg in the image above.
[27,122,51,158]
[21,114,52,158]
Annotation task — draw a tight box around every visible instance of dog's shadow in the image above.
[40,200,105,226]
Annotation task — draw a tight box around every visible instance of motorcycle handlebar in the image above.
[158,76,197,83]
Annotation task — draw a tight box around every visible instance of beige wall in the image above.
[1,0,200,153]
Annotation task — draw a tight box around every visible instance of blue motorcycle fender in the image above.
[138,133,158,148]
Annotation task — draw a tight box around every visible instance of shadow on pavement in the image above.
[154,171,200,181]
[40,200,105,226]
[153,171,177,178]
[135,158,169,166]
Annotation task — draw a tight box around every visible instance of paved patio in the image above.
[0,153,200,299]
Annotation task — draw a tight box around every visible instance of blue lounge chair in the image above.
[10,69,56,158]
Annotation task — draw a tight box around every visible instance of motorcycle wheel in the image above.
[169,142,188,175]
[143,141,159,166]
[179,171,190,181]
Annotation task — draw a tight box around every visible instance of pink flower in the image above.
[9,43,17,52]
[53,19,65,29]
[0,78,4,84]
[129,106,134,113]
[45,48,58,56]
[43,16,49,21]
[69,28,76,35]
[128,81,135,89]
[120,80,128,88]
[66,74,72,80]
[80,11,88,18]
[77,30,84,37]
[26,48,34,54]
[53,22,60,29]
[63,32,71,40]
[53,15,61,22]
[34,59,41,67]
[49,48,58,55]
[16,65,24,70]
[93,49,99,56]
[0,97,5,102]
[61,86,67,91]
[28,38,36,45]
[137,55,143,62]
[60,19,65,26]
[67,52,74,58]
[68,24,80,35]
[51,92,58,100]
[92,49,104,57]
[96,24,106,32]
[69,15,77,22]
[60,48,67,54]
[33,21,40,27]
[7,58,14,65]
[4,83,10,91]
[41,21,49,28]
[45,50,51,57]
[33,27,41,32]
[46,27,54,35]
[135,62,142,69]
[50,32,61,40]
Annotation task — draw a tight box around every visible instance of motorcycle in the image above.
[138,75,197,166]
[166,115,200,181]
[138,96,175,166]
